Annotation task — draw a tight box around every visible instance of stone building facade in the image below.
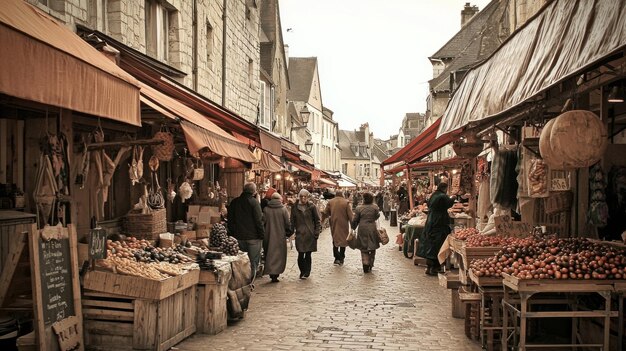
[29,0,261,124]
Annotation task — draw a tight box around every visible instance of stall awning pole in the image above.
[406,166,414,211]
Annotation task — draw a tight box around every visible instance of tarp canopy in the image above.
[287,161,320,180]
[438,0,626,137]
[337,179,357,188]
[0,0,140,125]
[252,148,282,173]
[385,157,465,175]
[259,129,282,156]
[139,83,256,162]
[318,177,338,187]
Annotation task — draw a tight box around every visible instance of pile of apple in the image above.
[465,234,525,248]
[454,228,480,240]
[470,237,626,280]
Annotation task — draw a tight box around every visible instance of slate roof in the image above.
[338,130,369,160]
[431,1,496,59]
[259,0,289,87]
[288,57,317,101]
[429,0,508,92]
[372,140,389,163]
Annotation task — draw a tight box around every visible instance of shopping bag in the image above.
[395,233,404,246]
[376,218,389,245]
[347,230,360,250]
[377,227,389,245]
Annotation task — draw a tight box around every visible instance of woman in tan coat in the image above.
[323,190,353,265]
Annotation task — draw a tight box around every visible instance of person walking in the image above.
[417,182,455,276]
[375,191,384,213]
[382,191,391,220]
[351,192,380,273]
[291,189,321,279]
[227,182,265,279]
[262,192,291,282]
[323,190,353,266]
[260,187,277,211]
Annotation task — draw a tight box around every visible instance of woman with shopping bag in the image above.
[350,192,380,273]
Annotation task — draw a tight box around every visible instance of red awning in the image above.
[288,161,320,180]
[385,157,465,174]
[383,117,461,166]
[382,118,442,166]
[0,0,140,125]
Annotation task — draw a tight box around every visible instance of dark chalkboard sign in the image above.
[29,224,84,351]
[38,234,74,325]
[88,228,107,260]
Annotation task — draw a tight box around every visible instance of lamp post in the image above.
[291,105,313,153]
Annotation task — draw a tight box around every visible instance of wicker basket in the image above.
[124,208,167,239]
[543,191,573,215]
[152,131,174,161]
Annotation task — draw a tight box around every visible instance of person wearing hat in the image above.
[261,187,277,211]
[290,189,322,279]
[263,192,291,282]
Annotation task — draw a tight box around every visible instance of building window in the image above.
[206,21,214,70]
[364,164,371,177]
[342,163,348,174]
[259,81,266,127]
[145,0,172,62]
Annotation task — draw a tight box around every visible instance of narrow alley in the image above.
[175,219,481,351]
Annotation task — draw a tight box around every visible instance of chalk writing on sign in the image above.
[551,178,569,191]
[89,228,107,260]
[494,215,532,238]
[38,228,75,326]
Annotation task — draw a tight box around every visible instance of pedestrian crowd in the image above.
[226,181,455,282]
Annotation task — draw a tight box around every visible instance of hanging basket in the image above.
[452,140,484,158]
[152,130,174,161]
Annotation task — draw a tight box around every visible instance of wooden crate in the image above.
[468,269,503,288]
[450,236,465,254]
[502,273,616,292]
[461,246,502,270]
[196,262,232,335]
[82,286,196,351]
[83,269,199,300]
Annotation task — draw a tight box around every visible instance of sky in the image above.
[279,0,491,140]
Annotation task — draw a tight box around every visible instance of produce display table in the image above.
[469,270,505,351]
[82,269,199,351]
[196,260,232,335]
[501,273,617,350]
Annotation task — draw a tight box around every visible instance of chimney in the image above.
[461,3,479,27]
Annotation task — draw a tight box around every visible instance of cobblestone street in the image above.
[175,218,481,351]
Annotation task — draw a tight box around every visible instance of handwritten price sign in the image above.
[494,215,532,238]
[551,178,569,191]
[88,228,107,260]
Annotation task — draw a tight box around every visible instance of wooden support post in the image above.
[407,166,414,211]
[0,119,6,184]
[0,230,27,307]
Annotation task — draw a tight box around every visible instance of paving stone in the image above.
[174,217,481,351]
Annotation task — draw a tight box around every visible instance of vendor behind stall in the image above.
[417,182,455,276]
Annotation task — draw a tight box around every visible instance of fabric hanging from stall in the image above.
[490,148,519,209]
[600,166,626,241]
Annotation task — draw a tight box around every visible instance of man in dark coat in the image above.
[417,182,455,276]
[397,184,409,215]
[228,182,265,279]
[291,189,321,279]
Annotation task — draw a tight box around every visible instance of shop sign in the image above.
[495,215,532,238]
